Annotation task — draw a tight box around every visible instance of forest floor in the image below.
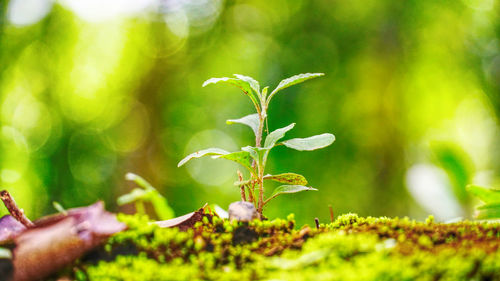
[57,211,500,281]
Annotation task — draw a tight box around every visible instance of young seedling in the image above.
[117,173,175,220]
[178,73,335,218]
[52,201,68,216]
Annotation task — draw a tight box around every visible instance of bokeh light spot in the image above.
[7,0,52,26]
[68,131,117,184]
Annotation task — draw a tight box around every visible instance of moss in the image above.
[70,213,500,281]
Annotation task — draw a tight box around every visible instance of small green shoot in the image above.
[467,184,500,219]
[118,173,175,220]
[179,73,334,218]
[52,201,68,215]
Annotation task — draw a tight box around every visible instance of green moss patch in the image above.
[71,213,500,281]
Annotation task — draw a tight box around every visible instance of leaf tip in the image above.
[125,172,138,181]
[202,81,211,87]
[202,77,221,87]
[177,159,187,167]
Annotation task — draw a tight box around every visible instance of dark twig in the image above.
[329,204,334,222]
[0,190,34,228]
[246,183,255,203]
[248,180,256,204]
[314,217,320,229]
[237,170,247,202]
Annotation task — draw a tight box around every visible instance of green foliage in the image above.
[267,185,318,204]
[263,173,308,185]
[263,123,295,148]
[467,184,500,204]
[282,134,336,151]
[430,141,474,203]
[177,148,230,167]
[117,173,175,220]
[226,114,260,136]
[467,184,500,219]
[179,73,333,217]
[476,203,500,220]
[267,73,325,105]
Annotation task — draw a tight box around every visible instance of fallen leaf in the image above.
[0,216,26,243]
[153,205,208,231]
[0,201,126,281]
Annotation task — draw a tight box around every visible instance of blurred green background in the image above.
[1,0,500,226]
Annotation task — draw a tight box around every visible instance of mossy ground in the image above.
[66,213,500,281]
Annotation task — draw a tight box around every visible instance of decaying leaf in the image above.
[153,205,209,231]
[0,197,126,281]
[0,216,26,243]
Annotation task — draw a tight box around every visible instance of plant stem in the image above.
[255,116,264,148]
[254,106,267,218]
[246,183,255,203]
[237,170,246,202]
[135,201,146,215]
[257,172,264,217]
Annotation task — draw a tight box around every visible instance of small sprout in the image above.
[179,73,334,218]
[118,173,175,220]
[52,201,67,215]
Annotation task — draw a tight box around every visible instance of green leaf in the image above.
[264,123,295,149]
[178,148,229,167]
[233,74,260,97]
[227,113,260,136]
[467,185,500,204]
[267,73,324,104]
[264,173,308,185]
[149,190,175,220]
[213,151,256,176]
[268,185,318,202]
[241,145,269,169]
[202,77,261,111]
[122,173,175,220]
[431,141,473,203]
[261,86,269,100]
[476,203,500,219]
[282,133,335,151]
[241,145,259,161]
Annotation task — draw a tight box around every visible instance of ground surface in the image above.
[66,213,500,281]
